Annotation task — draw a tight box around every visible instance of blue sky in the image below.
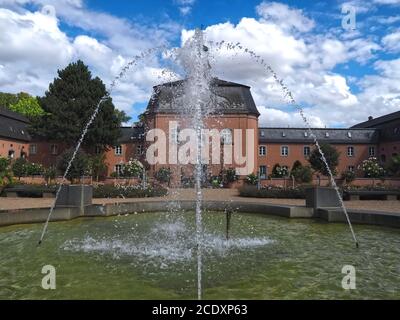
[0,0,399,127]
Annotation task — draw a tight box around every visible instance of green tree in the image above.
[386,154,400,177]
[0,157,13,187]
[308,143,340,177]
[30,60,122,150]
[291,160,303,174]
[114,110,131,124]
[9,96,45,119]
[292,165,313,183]
[245,173,258,185]
[0,92,19,107]
[155,167,172,184]
[89,153,108,182]
[57,149,90,183]
[12,158,28,179]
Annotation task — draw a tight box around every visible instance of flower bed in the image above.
[93,184,168,198]
[239,185,307,199]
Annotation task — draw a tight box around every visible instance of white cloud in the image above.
[382,30,400,52]
[174,0,196,16]
[256,1,315,32]
[0,4,179,120]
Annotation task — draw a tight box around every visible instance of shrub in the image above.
[386,154,400,177]
[88,153,108,181]
[245,173,258,185]
[124,158,144,177]
[341,170,356,184]
[308,143,340,176]
[44,166,57,184]
[271,164,289,178]
[57,149,90,183]
[0,157,13,187]
[292,165,313,183]
[155,167,172,184]
[239,185,306,199]
[12,158,28,178]
[359,157,384,178]
[92,184,167,198]
[25,162,44,176]
[222,167,238,184]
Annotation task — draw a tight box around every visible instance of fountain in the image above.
[28,29,369,300]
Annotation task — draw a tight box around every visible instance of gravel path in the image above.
[1,188,399,214]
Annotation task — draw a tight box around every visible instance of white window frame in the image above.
[50,144,58,155]
[136,144,144,155]
[281,146,289,157]
[115,164,124,176]
[259,165,267,179]
[29,144,37,155]
[303,146,310,157]
[259,146,266,156]
[368,146,375,157]
[347,146,354,157]
[115,145,122,156]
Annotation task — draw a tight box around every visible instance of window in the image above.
[221,129,232,145]
[347,146,354,157]
[281,146,289,157]
[114,145,122,156]
[50,144,58,155]
[95,146,102,154]
[115,164,124,176]
[260,130,265,137]
[136,145,144,155]
[347,132,352,138]
[368,146,375,157]
[29,144,37,155]
[8,150,15,159]
[381,154,386,163]
[259,166,267,179]
[259,146,266,156]
[304,146,310,157]
[348,166,355,172]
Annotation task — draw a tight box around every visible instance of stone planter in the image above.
[55,185,93,215]
[305,186,342,209]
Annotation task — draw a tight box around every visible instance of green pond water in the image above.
[0,211,399,299]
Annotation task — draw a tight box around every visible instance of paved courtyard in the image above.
[0,188,399,214]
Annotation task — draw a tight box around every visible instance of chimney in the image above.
[368,116,373,121]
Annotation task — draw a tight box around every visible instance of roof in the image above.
[351,110,400,128]
[258,127,379,144]
[0,107,31,142]
[146,78,260,117]
[118,126,145,143]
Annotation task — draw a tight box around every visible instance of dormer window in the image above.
[325,132,329,137]
[304,132,308,137]
[347,132,352,138]
[260,130,265,137]
[282,132,286,137]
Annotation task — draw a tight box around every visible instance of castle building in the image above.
[1,79,399,184]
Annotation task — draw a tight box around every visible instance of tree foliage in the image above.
[30,60,122,150]
[57,148,90,183]
[308,143,340,176]
[9,96,45,118]
[0,92,44,118]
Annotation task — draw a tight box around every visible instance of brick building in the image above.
[1,78,399,185]
[0,107,30,160]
